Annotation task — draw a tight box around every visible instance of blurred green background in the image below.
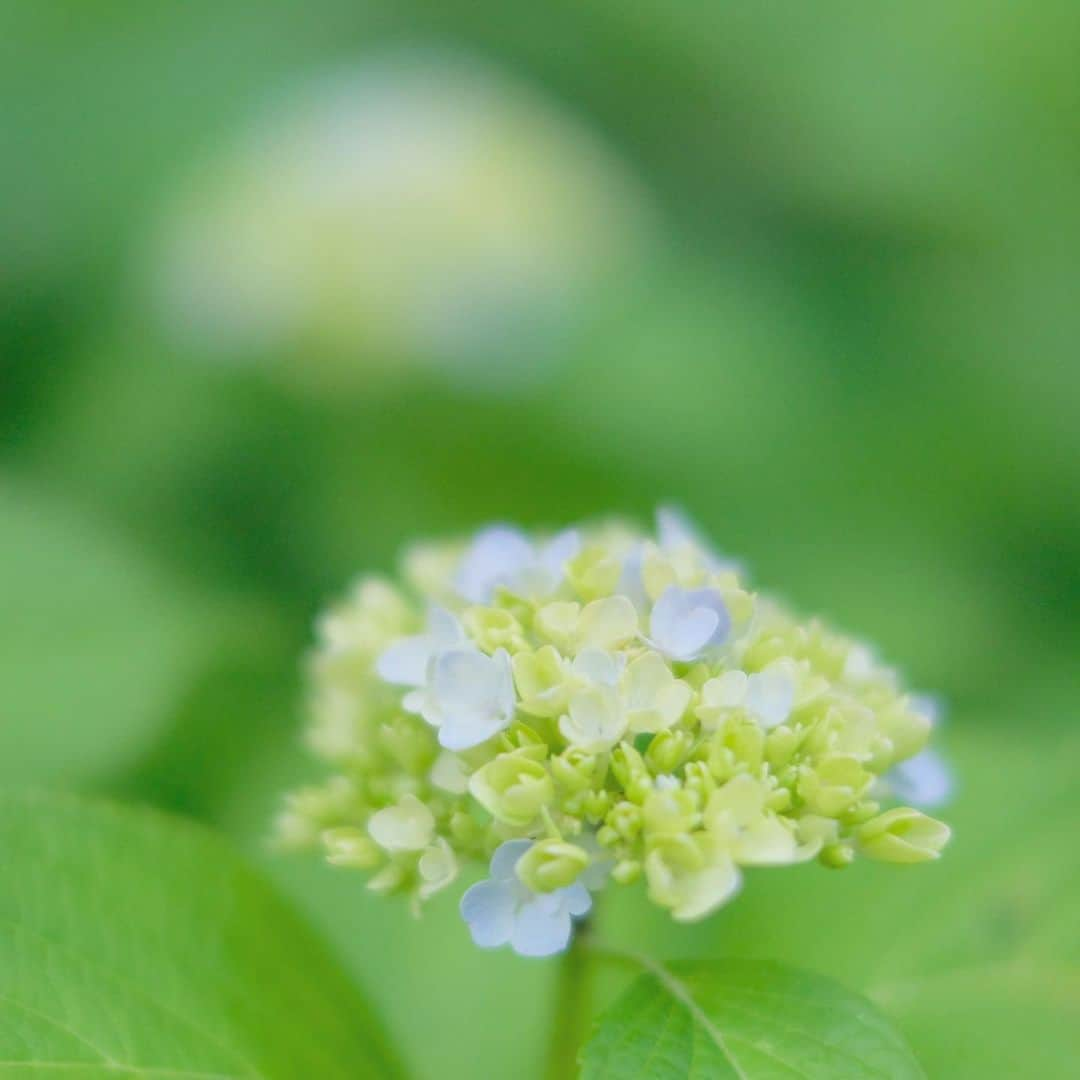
[3,3,1078,1077]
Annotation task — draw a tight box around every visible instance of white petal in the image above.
[672,861,742,922]
[402,689,427,716]
[541,529,581,577]
[577,596,638,651]
[909,694,945,728]
[431,649,499,710]
[375,636,431,687]
[618,545,649,612]
[746,668,795,729]
[368,794,435,852]
[560,686,626,751]
[657,506,706,554]
[460,880,516,948]
[428,605,465,648]
[492,648,516,717]
[429,751,469,795]
[456,526,535,603]
[708,670,748,707]
[438,711,508,751]
[511,899,573,957]
[657,505,741,575]
[573,648,623,687]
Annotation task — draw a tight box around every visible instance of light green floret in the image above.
[276,513,950,924]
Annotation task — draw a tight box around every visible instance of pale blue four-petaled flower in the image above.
[460,840,592,957]
[647,585,731,662]
[408,647,516,751]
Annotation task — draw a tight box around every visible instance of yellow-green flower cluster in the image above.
[277,510,950,954]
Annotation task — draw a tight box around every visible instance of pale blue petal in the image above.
[460,881,515,948]
[562,882,592,918]
[888,750,953,809]
[511,900,572,957]
[490,839,534,881]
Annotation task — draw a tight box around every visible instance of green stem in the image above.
[543,915,593,1080]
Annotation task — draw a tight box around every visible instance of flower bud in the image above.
[322,827,381,869]
[606,800,643,841]
[707,717,764,781]
[566,545,622,600]
[512,646,573,718]
[464,606,528,654]
[642,785,699,837]
[645,729,692,775]
[858,807,951,863]
[468,749,554,827]
[516,839,589,892]
[551,747,599,793]
[797,754,872,817]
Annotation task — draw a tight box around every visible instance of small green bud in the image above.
[612,858,642,885]
[379,716,436,775]
[707,717,764,781]
[642,785,699,836]
[611,743,648,789]
[646,729,693,775]
[682,761,716,800]
[583,789,613,822]
[516,839,589,892]
[449,809,484,849]
[858,807,951,864]
[468,749,554,827]
[764,724,801,769]
[551,747,599,793]
[367,862,408,895]
[797,754,872,817]
[607,800,643,841]
[566,545,622,600]
[464,605,528,654]
[819,842,855,869]
[512,646,573,718]
[322,827,381,869]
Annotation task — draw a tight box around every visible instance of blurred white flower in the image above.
[456,525,580,603]
[150,49,654,393]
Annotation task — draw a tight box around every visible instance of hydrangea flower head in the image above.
[278,509,951,956]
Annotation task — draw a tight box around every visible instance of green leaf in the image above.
[581,956,924,1079]
[0,789,405,1079]
[0,479,221,785]
[600,721,1080,1077]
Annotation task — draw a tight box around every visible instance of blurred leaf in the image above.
[108,617,302,823]
[582,957,924,1079]
[874,964,1080,1080]
[0,478,223,785]
[0,788,404,1078]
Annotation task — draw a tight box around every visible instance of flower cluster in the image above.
[277,510,951,957]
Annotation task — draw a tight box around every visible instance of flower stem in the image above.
[543,915,592,1080]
